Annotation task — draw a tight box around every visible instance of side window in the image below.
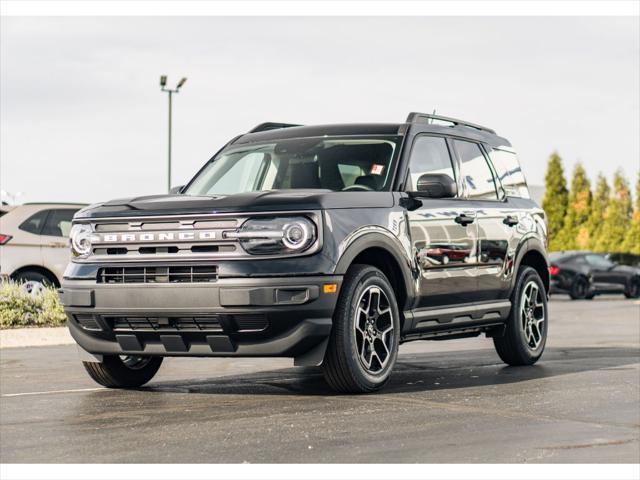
[454,140,499,200]
[585,254,614,269]
[18,210,50,235]
[406,136,455,191]
[41,209,78,237]
[488,147,530,198]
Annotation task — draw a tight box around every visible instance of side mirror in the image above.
[169,185,184,195]
[413,174,457,198]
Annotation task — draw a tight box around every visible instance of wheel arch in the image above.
[515,240,549,294]
[10,265,60,287]
[334,233,416,315]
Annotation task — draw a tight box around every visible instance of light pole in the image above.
[160,75,187,193]
[0,190,23,205]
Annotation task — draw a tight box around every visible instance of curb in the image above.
[0,327,74,349]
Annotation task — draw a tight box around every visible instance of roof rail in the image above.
[406,112,495,134]
[22,202,88,206]
[248,122,302,133]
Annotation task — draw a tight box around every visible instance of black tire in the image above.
[83,355,163,388]
[322,264,400,393]
[569,276,590,300]
[493,266,548,366]
[624,278,640,299]
[12,270,56,288]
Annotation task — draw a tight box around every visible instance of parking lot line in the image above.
[1,387,105,398]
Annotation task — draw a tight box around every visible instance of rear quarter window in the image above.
[488,147,530,199]
[19,210,50,235]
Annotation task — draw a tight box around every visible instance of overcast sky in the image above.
[1,16,638,205]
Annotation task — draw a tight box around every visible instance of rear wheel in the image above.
[493,266,547,366]
[322,264,400,393]
[625,278,640,299]
[83,355,163,388]
[569,276,590,300]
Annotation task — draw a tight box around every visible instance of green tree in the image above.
[541,152,569,251]
[594,170,632,253]
[559,163,591,250]
[622,173,640,255]
[587,174,610,251]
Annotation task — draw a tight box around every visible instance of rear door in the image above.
[404,135,479,308]
[452,139,516,302]
[39,209,79,281]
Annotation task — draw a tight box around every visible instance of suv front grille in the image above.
[97,266,218,284]
[108,316,223,332]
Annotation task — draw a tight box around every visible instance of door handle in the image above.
[454,214,475,226]
[503,215,519,227]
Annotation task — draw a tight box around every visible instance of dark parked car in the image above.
[549,251,640,300]
[60,112,549,393]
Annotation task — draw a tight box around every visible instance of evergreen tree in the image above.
[588,174,610,251]
[559,163,591,250]
[541,152,569,251]
[622,173,640,255]
[594,170,632,253]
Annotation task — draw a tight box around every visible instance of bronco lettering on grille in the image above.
[100,231,217,242]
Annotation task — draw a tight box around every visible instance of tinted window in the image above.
[19,210,50,235]
[406,136,455,191]
[488,148,530,198]
[41,209,78,237]
[585,254,614,269]
[454,140,499,200]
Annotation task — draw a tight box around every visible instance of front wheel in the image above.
[625,278,640,299]
[83,355,163,388]
[322,265,400,393]
[493,266,548,366]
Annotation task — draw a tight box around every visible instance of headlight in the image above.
[69,224,95,258]
[233,217,316,255]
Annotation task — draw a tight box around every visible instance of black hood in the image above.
[75,190,395,219]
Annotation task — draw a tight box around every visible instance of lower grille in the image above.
[233,314,269,332]
[108,316,223,332]
[75,314,102,331]
[97,266,218,284]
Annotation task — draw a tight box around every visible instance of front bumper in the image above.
[60,275,342,365]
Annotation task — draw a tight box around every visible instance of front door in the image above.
[585,254,625,292]
[404,135,479,308]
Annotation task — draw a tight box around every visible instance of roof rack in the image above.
[249,122,302,133]
[406,112,495,134]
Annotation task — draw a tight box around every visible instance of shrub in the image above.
[0,281,67,329]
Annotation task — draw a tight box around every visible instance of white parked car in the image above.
[0,203,85,287]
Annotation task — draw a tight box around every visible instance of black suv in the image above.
[61,112,549,393]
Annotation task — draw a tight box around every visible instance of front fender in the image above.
[334,229,418,308]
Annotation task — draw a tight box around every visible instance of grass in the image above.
[0,281,67,329]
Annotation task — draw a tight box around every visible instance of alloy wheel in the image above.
[520,281,546,350]
[353,285,395,373]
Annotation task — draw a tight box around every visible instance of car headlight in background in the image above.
[231,217,317,255]
[69,224,95,258]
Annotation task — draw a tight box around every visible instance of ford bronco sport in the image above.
[60,112,549,393]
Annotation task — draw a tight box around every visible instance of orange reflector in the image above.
[323,283,338,294]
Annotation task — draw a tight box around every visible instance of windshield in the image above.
[184,136,400,196]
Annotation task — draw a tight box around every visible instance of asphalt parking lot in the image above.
[1,296,639,463]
